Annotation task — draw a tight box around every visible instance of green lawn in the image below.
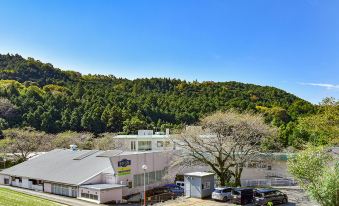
[0,188,63,206]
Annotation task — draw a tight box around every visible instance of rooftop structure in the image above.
[113,129,175,151]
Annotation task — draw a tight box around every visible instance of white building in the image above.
[0,148,172,204]
[113,129,175,151]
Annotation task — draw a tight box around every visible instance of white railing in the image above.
[241,178,297,187]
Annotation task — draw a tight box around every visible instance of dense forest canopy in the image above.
[1,53,336,149]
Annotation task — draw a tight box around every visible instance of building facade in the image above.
[113,129,175,151]
[0,149,171,204]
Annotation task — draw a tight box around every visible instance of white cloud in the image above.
[299,82,339,90]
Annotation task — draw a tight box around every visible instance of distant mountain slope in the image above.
[0,54,314,136]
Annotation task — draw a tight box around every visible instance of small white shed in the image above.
[184,172,215,198]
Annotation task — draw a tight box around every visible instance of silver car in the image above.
[212,187,233,202]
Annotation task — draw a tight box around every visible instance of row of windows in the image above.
[246,161,272,170]
[131,140,172,151]
[51,184,70,196]
[156,141,171,148]
[81,193,98,200]
[133,170,165,187]
[138,141,152,151]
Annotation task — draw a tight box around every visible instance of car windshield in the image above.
[232,190,240,195]
[214,189,222,193]
[223,188,231,193]
[254,192,264,197]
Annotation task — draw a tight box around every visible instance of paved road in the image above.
[0,185,103,206]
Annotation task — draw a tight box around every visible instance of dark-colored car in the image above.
[231,188,254,205]
[254,189,288,205]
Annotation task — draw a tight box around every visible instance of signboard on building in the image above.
[117,159,132,176]
[117,167,131,176]
[118,159,131,167]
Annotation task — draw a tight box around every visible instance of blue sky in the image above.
[0,0,338,103]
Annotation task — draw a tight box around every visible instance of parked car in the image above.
[254,189,288,205]
[231,188,254,205]
[212,187,233,201]
[163,184,184,195]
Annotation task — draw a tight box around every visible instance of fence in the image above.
[145,192,182,205]
[241,178,297,187]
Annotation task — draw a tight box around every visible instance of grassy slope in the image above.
[0,188,63,206]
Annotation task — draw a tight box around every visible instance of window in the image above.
[157,141,164,148]
[138,141,152,151]
[52,184,70,196]
[223,188,231,193]
[89,194,98,200]
[205,182,210,190]
[164,141,170,147]
[133,169,166,187]
[71,188,77,197]
[81,193,89,198]
[131,141,136,151]
[149,171,156,184]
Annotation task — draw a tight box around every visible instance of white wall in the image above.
[110,151,172,196]
[22,178,29,188]
[0,174,5,184]
[100,188,123,203]
[78,188,100,204]
[44,183,52,193]
[241,160,290,180]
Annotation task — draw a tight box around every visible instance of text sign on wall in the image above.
[117,159,132,176]
[117,167,131,176]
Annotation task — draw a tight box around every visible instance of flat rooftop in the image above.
[80,184,126,190]
[184,172,215,177]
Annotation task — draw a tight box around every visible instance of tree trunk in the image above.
[219,174,226,186]
[234,166,243,187]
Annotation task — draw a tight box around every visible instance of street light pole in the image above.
[142,164,148,206]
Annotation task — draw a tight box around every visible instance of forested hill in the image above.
[0,54,314,137]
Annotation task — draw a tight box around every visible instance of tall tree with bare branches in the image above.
[0,127,51,161]
[171,111,276,186]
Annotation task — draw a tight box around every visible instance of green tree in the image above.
[288,145,339,206]
[123,116,147,134]
[297,97,339,145]
[101,105,123,132]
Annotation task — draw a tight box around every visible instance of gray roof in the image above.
[80,184,126,190]
[0,149,114,185]
[184,172,215,177]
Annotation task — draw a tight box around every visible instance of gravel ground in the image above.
[154,187,319,206]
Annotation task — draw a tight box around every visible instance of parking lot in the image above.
[155,187,319,206]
